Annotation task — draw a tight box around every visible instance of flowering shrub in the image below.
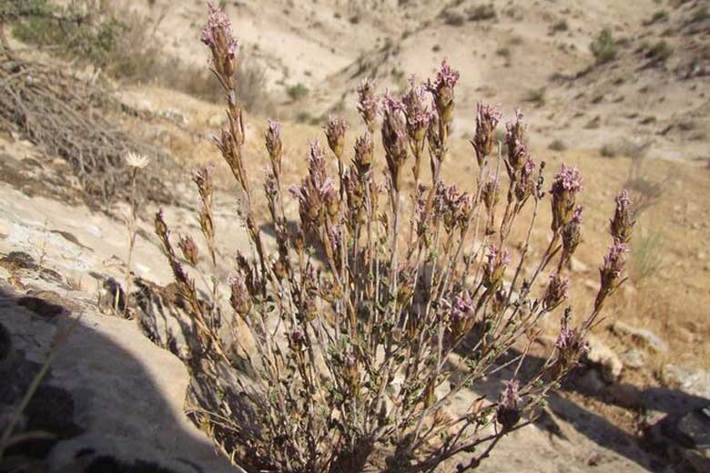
[154,4,634,472]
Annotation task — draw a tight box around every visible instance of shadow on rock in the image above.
[453,331,709,473]
[0,284,236,473]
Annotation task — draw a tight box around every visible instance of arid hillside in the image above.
[119,0,710,368]
[0,0,708,472]
[132,0,709,161]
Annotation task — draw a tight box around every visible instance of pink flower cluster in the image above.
[201,2,239,58]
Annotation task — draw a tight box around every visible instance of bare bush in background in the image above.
[6,0,271,113]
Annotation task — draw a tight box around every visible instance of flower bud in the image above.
[154,209,169,241]
[610,189,634,244]
[323,182,340,218]
[272,257,288,280]
[229,272,252,317]
[357,79,379,132]
[595,241,628,311]
[483,245,510,290]
[472,102,501,166]
[496,379,521,430]
[178,235,199,266]
[550,164,582,232]
[353,133,374,175]
[514,157,536,202]
[324,115,348,160]
[448,290,475,338]
[289,328,306,349]
[402,79,433,148]
[481,175,500,214]
[504,110,529,172]
[397,265,417,306]
[292,230,305,254]
[554,310,588,369]
[427,60,460,131]
[264,119,283,175]
[381,93,409,192]
[561,206,583,260]
[201,2,239,81]
[543,272,569,311]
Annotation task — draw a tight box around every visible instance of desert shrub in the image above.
[645,40,673,63]
[12,0,126,68]
[623,144,665,217]
[0,0,55,22]
[630,230,663,285]
[590,28,617,64]
[466,4,497,22]
[601,139,650,161]
[600,144,617,158]
[287,82,310,101]
[168,57,270,111]
[646,10,669,25]
[550,19,569,33]
[524,87,546,106]
[440,10,466,27]
[153,5,634,472]
[688,5,709,24]
[496,47,511,59]
[548,139,567,151]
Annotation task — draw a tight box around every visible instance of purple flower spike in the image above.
[551,164,583,196]
[201,2,239,57]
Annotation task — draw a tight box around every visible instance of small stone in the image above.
[677,409,710,449]
[664,365,710,399]
[584,335,623,382]
[611,321,669,353]
[677,327,696,343]
[570,257,589,273]
[620,348,646,369]
[586,451,603,466]
[0,251,38,272]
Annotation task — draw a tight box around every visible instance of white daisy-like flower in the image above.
[125,152,150,169]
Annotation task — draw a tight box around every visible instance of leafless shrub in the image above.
[7,0,272,112]
[151,5,634,472]
[600,139,650,161]
[590,28,617,64]
[548,139,567,151]
[623,142,665,218]
[524,87,546,107]
[630,229,663,286]
[466,4,497,22]
[440,10,466,27]
[0,58,171,207]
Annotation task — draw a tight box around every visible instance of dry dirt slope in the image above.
[136,0,709,160]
